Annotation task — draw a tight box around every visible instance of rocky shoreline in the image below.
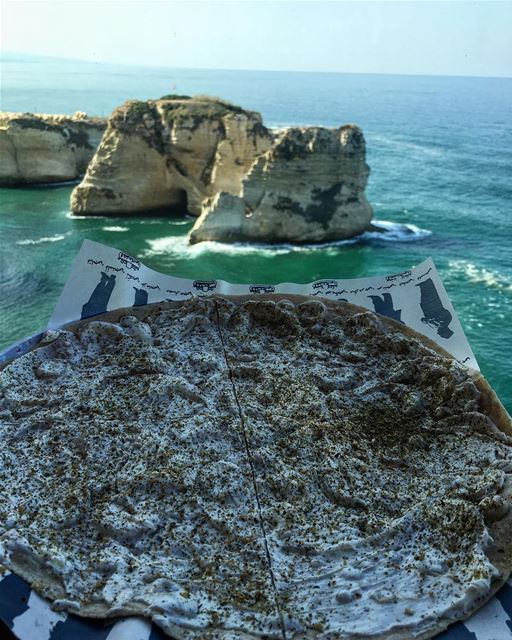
[1,96,373,243]
[0,112,106,186]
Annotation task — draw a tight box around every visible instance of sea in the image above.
[0,54,511,411]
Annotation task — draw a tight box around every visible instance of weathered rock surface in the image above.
[189,126,372,244]
[70,97,272,216]
[0,112,106,186]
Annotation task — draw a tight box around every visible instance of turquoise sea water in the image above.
[0,55,511,410]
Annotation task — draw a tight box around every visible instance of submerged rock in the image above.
[70,96,272,216]
[189,126,372,244]
[0,112,106,186]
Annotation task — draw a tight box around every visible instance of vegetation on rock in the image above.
[9,116,63,135]
[109,95,263,147]
[110,100,166,154]
[159,95,255,132]
[159,94,192,100]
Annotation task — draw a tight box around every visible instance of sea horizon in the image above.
[2,50,512,82]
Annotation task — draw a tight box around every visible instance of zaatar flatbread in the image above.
[0,299,281,638]
[0,296,511,640]
[214,296,512,639]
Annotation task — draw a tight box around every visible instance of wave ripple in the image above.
[16,232,70,246]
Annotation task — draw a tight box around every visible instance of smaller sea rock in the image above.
[188,125,373,244]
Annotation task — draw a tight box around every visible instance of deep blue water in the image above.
[0,54,511,409]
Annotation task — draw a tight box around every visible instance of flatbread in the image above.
[0,299,281,638]
[0,296,510,640]
[214,296,512,639]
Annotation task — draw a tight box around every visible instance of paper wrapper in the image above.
[48,239,476,367]
[2,239,512,640]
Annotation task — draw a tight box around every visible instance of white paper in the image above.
[49,239,478,369]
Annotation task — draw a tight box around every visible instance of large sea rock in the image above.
[70,97,273,216]
[0,112,106,186]
[189,126,372,244]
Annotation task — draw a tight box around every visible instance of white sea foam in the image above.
[65,211,194,225]
[144,235,300,258]
[16,233,70,246]
[143,221,431,258]
[65,211,109,220]
[364,220,432,242]
[449,260,512,292]
[165,218,196,226]
[102,226,129,232]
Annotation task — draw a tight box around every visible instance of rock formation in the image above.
[70,96,273,216]
[189,126,372,244]
[0,112,106,186]
[62,95,373,243]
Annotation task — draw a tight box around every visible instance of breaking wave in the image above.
[102,226,129,232]
[449,260,512,292]
[16,232,70,246]
[364,220,432,242]
[66,212,194,225]
[143,220,431,258]
[65,212,108,220]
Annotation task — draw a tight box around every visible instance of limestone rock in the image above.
[70,97,273,216]
[189,126,373,244]
[0,112,106,186]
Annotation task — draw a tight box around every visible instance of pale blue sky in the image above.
[2,1,511,77]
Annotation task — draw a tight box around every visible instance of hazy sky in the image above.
[2,1,511,77]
